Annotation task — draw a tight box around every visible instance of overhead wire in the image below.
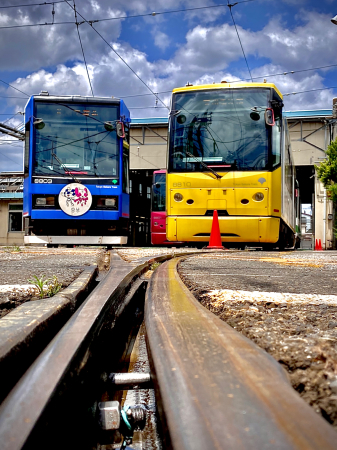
[0,20,74,30]
[227,1,253,82]
[72,0,94,97]
[63,0,169,111]
[90,0,257,23]
[252,63,337,80]
[0,0,259,30]
[0,149,23,167]
[284,86,337,96]
[0,79,29,97]
[0,1,65,9]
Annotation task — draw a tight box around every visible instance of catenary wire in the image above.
[0,0,259,30]
[0,149,23,167]
[227,1,253,82]
[284,86,337,96]
[0,1,65,9]
[63,0,169,111]
[73,0,94,97]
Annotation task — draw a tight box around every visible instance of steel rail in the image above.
[0,251,198,450]
[145,257,337,449]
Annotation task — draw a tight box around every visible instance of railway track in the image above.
[0,250,336,449]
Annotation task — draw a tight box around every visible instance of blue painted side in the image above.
[121,193,130,218]
[24,96,131,235]
[31,210,120,220]
[23,96,34,217]
[120,100,132,123]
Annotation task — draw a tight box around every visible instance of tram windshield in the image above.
[33,102,119,178]
[152,172,166,212]
[169,88,274,172]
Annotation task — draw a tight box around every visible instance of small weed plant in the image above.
[28,275,62,299]
[150,261,161,271]
[3,245,21,253]
[45,275,62,297]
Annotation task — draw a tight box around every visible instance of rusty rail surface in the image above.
[0,251,198,450]
[145,257,337,450]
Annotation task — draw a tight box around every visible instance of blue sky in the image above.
[0,0,336,171]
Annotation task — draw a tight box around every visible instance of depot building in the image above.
[0,109,336,248]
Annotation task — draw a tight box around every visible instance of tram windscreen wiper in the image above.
[51,151,80,184]
[186,151,222,179]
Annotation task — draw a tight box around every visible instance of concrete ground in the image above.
[0,246,107,318]
[178,250,337,430]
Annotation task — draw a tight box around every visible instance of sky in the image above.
[0,0,336,172]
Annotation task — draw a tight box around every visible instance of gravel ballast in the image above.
[178,251,337,430]
[0,246,107,318]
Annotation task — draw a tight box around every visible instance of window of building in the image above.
[8,204,23,232]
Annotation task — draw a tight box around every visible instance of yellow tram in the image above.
[166,82,296,249]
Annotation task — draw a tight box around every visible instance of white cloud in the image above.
[2,6,337,119]
[153,29,170,50]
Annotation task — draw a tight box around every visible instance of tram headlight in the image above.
[35,197,47,206]
[96,196,118,208]
[174,193,183,202]
[105,198,116,207]
[253,192,264,202]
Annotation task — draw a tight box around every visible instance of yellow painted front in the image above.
[168,216,280,243]
[166,168,282,243]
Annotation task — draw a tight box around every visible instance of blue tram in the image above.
[23,92,130,246]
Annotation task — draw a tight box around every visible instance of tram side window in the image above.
[272,117,281,167]
[24,122,30,175]
[285,138,293,189]
[8,204,23,232]
[122,146,129,194]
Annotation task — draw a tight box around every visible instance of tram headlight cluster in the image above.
[97,197,118,208]
[35,196,55,206]
[174,193,183,202]
[253,192,264,202]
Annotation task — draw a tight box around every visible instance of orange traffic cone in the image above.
[315,239,318,250]
[206,210,224,249]
[319,239,323,251]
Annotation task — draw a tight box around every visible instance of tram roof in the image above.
[30,94,121,104]
[172,82,283,98]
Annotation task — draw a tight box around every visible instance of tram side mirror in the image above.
[116,121,125,138]
[250,108,260,121]
[177,114,186,124]
[104,121,116,132]
[155,183,161,188]
[265,108,275,126]
[33,118,45,130]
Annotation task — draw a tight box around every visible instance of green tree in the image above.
[315,138,337,202]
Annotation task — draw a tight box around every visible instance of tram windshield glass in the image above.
[169,88,274,172]
[151,172,166,212]
[33,102,119,178]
